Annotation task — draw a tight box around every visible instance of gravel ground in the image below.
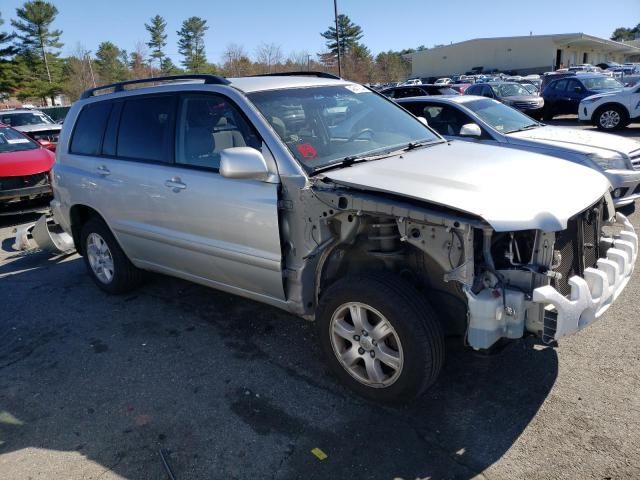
[0,121,639,480]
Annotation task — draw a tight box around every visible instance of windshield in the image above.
[464,98,539,133]
[0,127,39,153]
[0,111,55,127]
[493,83,531,97]
[248,85,441,172]
[581,76,623,91]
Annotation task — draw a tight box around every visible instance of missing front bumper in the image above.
[533,212,638,342]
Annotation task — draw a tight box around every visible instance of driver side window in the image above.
[418,104,470,136]
[175,94,261,170]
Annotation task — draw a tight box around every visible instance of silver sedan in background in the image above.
[398,95,640,207]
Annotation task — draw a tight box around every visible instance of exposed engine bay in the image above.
[279,177,634,350]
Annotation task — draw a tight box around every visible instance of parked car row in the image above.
[30,73,637,404]
[0,108,62,150]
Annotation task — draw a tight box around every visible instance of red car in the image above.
[0,123,55,215]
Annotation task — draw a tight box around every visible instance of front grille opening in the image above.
[552,200,603,297]
[0,173,50,191]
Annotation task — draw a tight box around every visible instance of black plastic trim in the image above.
[80,75,231,99]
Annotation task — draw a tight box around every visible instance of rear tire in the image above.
[316,273,444,404]
[594,105,628,131]
[80,216,143,294]
[542,107,555,121]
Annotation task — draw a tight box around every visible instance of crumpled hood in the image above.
[509,125,640,156]
[322,141,609,232]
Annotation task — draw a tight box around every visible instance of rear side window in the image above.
[117,95,176,163]
[70,102,112,155]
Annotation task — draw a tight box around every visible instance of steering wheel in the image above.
[348,128,375,142]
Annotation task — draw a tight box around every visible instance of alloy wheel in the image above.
[599,110,620,129]
[329,302,404,388]
[86,233,114,284]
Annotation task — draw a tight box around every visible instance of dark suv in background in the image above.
[541,74,623,120]
[464,82,544,118]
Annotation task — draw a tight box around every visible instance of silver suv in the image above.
[50,74,638,403]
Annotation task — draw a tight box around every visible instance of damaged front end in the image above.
[14,214,75,254]
[284,178,636,351]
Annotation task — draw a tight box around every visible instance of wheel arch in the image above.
[69,204,106,255]
[593,102,630,124]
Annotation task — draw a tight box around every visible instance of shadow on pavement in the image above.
[0,233,558,479]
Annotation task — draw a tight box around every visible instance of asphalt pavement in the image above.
[0,120,639,480]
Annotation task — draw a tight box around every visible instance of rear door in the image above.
[545,79,569,114]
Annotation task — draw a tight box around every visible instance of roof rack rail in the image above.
[80,74,231,99]
[249,71,341,80]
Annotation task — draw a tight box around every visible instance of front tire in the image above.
[80,217,143,294]
[595,105,628,131]
[317,274,444,404]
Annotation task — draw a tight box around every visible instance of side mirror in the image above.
[574,86,583,93]
[220,147,271,181]
[417,116,429,126]
[459,123,482,138]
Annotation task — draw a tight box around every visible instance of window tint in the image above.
[101,102,123,157]
[553,79,568,92]
[400,102,428,117]
[117,95,176,162]
[566,79,582,92]
[70,102,112,155]
[480,86,494,97]
[175,94,260,170]
[421,105,471,136]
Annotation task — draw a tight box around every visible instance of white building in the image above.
[406,33,640,78]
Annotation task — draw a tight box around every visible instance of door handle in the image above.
[165,177,187,192]
[97,165,111,176]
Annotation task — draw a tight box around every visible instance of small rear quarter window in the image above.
[70,102,112,155]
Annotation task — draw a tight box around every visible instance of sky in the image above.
[1,0,638,66]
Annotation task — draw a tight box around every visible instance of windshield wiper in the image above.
[312,140,440,175]
[312,154,386,174]
[505,124,539,134]
[403,140,437,151]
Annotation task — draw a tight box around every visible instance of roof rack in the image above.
[249,71,341,80]
[80,74,231,99]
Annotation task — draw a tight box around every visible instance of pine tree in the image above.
[320,14,363,56]
[95,41,127,84]
[161,57,181,74]
[0,12,17,95]
[145,15,167,71]
[12,1,63,84]
[177,16,208,73]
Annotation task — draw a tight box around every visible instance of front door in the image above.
[100,92,284,301]
[159,92,284,300]
[564,79,586,115]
